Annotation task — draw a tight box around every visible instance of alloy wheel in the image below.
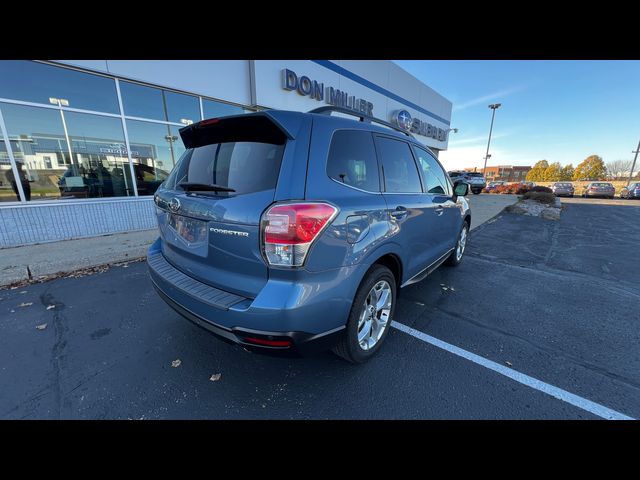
[456,225,468,261]
[357,280,392,351]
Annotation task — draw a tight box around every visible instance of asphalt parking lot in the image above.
[1,197,639,419]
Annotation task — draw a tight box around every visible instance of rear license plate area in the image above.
[165,213,209,257]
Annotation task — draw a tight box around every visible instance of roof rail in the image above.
[308,106,414,139]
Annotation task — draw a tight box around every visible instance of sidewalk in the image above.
[1,229,157,287]
[466,194,519,230]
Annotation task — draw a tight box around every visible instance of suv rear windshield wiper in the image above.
[179,182,236,193]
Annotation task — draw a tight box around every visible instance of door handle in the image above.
[434,206,444,216]
[390,206,408,219]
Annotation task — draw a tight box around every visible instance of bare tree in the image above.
[606,159,633,179]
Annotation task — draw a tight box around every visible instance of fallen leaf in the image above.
[36,323,47,330]
[441,287,449,291]
[10,309,15,313]
[18,302,33,307]
[20,291,27,294]
[505,361,512,367]
[209,373,222,382]
[46,305,56,310]
[171,359,182,368]
[450,287,456,292]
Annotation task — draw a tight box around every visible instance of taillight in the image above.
[261,202,337,267]
[244,337,292,347]
[198,118,220,127]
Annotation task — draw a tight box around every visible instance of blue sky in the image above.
[394,60,640,172]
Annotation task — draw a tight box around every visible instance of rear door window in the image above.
[166,141,284,195]
[412,146,452,195]
[326,130,380,192]
[375,136,422,193]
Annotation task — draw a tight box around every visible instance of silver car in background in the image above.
[551,182,575,197]
[581,182,616,199]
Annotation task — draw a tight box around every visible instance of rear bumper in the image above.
[553,190,574,196]
[147,238,352,356]
[151,281,344,356]
[585,191,615,197]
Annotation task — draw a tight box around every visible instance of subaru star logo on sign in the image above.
[393,110,413,131]
[168,198,181,213]
[392,109,449,141]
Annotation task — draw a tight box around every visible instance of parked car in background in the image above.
[521,181,536,187]
[484,181,506,192]
[148,108,471,364]
[447,171,486,195]
[551,182,575,197]
[465,172,487,194]
[620,182,640,199]
[581,182,615,199]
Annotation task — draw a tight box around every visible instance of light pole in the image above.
[482,103,501,176]
[49,97,76,175]
[628,138,640,184]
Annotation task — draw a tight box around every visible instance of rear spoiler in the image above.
[179,111,298,149]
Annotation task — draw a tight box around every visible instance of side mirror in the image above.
[453,181,469,197]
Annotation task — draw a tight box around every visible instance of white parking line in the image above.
[391,321,634,420]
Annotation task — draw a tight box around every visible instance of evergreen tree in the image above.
[543,162,562,181]
[573,155,607,181]
[560,164,574,181]
[526,160,549,182]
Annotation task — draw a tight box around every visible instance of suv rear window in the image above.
[326,130,380,192]
[165,141,284,195]
[466,172,484,177]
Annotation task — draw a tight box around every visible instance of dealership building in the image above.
[480,165,532,183]
[0,60,453,248]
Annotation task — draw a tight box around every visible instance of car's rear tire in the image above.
[332,265,396,364]
[472,189,481,195]
[445,221,469,267]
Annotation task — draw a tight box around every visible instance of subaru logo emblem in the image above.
[168,198,181,213]
[393,110,413,131]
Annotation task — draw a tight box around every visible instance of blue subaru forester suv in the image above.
[148,107,470,363]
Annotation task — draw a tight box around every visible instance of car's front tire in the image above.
[445,221,469,267]
[332,265,396,364]
[472,189,481,195]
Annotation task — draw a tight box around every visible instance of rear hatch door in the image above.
[154,113,302,298]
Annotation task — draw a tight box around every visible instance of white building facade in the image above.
[0,60,452,247]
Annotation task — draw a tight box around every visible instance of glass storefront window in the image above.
[0,102,134,201]
[0,103,67,201]
[0,138,25,202]
[202,98,245,119]
[119,81,165,121]
[125,119,185,196]
[0,61,120,114]
[63,111,134,199]
[120,81,199,125]
[164,91,199,125]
